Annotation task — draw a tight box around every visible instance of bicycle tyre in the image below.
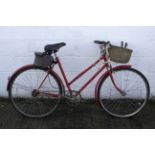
[9,65,63,118]
[98,68,150,118]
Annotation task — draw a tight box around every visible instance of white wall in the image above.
[0,27,155,98]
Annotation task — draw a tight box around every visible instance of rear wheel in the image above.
[9,65,63,118]
[98,68,150,118]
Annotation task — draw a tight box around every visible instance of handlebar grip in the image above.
[94,40,107,44]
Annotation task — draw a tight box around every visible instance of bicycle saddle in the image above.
[44,42,66,52]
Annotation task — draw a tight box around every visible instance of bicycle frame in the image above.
[57,55,108,96]
[6,54,132,108]
[38,54,125,98]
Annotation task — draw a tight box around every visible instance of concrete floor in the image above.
[0,98,155,129]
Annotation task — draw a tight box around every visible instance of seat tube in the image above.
[56,56,72,95]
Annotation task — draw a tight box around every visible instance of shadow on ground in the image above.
[0,99,155,129]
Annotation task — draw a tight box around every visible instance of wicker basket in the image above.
[34,52,54,68]
[108,46,133,63]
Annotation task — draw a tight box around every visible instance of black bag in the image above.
[34,52,54,68]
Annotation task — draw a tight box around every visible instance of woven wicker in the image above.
[34,52,54,68]
[108,46,133,63]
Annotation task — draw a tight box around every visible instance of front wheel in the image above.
[98,68,150,118]
[9,65,63,118]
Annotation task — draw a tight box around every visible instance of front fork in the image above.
[106,64,126,96]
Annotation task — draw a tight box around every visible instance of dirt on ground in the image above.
[0,98,155,129]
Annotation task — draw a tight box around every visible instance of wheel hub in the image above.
[32,89,39,97]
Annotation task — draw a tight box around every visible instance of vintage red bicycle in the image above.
[7,41,150,118]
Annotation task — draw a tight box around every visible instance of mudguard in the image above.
[95,65,132,106]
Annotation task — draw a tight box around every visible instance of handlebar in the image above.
[94,40,107,44]
[94,40,111,57]
[94,40,111,46]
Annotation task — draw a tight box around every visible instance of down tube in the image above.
[77,63,107,96]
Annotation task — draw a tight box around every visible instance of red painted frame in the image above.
[45,55,127,98]
[6,55,131,106]
[56,56,108,96]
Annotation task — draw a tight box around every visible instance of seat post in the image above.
[53,52,58,63]
[54,52,57,58]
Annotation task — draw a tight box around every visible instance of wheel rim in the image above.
[99,69,149,117]
[10,67,61,118]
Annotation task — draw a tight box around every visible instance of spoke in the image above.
[13,83,33,91]
[124,71,130,91]
[39,100,43,115]
[109,101,119,112]
[48,77,59,90]
[11,67,61,117]
[105,101,115,109]
[126,78,143,91]
[99,69,147,117]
